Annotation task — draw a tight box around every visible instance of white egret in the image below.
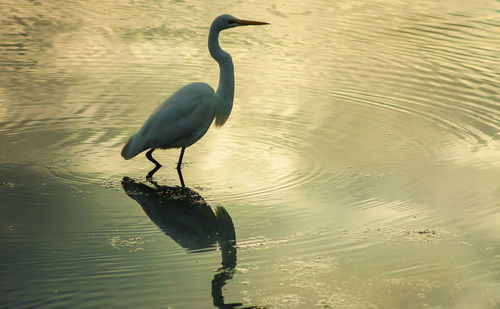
[121,14,268,185]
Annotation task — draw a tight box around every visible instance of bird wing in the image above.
[137,82,216,149]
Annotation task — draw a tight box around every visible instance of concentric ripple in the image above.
[1,0,499,308]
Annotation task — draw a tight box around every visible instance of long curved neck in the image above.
[208,25,234,127]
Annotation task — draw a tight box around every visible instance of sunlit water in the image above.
[1,0,499,308]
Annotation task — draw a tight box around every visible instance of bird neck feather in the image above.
[209,26,234,127]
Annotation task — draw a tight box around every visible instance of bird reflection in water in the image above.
[122,177,263,309]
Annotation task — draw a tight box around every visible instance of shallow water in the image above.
[1,0,499,308]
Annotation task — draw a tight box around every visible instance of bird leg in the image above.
[177,168,185,188]
[176,146,186,187]
[146,149,162,179]
[177,146,186,170]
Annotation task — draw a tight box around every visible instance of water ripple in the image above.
[1,1,499,307]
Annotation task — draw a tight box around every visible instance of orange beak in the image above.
[231,18,269,26]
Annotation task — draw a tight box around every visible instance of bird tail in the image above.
[121,134,145,160]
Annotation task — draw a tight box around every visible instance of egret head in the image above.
[212,14,269,31]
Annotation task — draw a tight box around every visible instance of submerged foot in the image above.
[146,165,161,180]
[145,148,162,180]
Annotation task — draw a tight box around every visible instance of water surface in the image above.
[1,0,499,308]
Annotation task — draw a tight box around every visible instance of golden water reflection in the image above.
[1,0,499,307]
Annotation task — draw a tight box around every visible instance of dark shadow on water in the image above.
[122,177,265,309]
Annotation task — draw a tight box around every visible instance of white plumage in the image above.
[121,83,215,159]
[121,14,268,184]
